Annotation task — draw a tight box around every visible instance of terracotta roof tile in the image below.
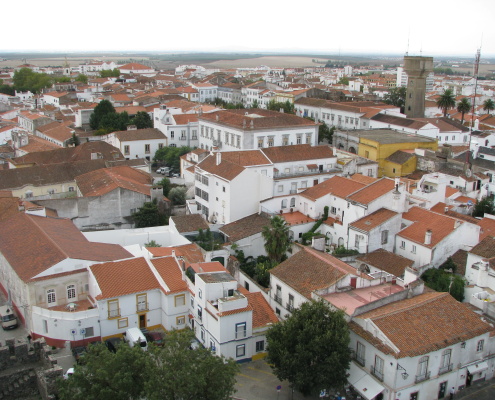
[470,236,495,259]
[219,213,271,242]
[0,213,132,282]
[350,208,398,232]
[91,257,160,300]
[246,292,278,328]
[147,243,205,264]
[113,128,165,141]
[150,257,187,293]
[219,150,271,167]
[196,154,245,181]
[479,218,495,241]
[356,292,493,358]
[261,144,334,163]
[170,214,210,233]
[349,174,378,185]
[300,176,366,201]
[356,248,413,277]
[347,178,396,205]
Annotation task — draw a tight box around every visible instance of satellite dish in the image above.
[465,168,472,178]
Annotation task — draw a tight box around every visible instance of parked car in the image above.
[0,305,18,330]
[157,167,170,175]
[145,331,164,346]
[105,337,123,353]
[63,368,74,380]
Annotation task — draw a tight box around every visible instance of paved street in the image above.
[0,292,29,343]
[455,379,495,400]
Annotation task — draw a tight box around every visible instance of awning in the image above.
[467,361,488,374]
[348,362,385,400]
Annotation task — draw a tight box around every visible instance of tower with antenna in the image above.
[470,48,481,131]
[403,55,433,118]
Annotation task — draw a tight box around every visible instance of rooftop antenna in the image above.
[470,47,481,132]
[405,29,410,56]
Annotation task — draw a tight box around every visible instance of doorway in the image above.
[438,381,447,399]
[410,392,418,400]
[139,314,147,329]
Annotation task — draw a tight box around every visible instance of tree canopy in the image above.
[57,330,238,400]
[13,67,52,93]
[456,98,471,124]
[266,99,295,114]
[483,99,495,115]
[472,196,495,217]
[384,86,406,113]
[100,69,120,78]
[132,200,166,228]
[89,99,116,130]
[318,123,335,143]
[262,215,291,263]
[436,89,456,117]
[131,111,153,129]
[266,300,351,396]
[421,268,465,302]
[154,146,192,172]
[168,186,187,206]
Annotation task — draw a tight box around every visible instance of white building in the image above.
[153,109,199,148]
[103,128,167,161]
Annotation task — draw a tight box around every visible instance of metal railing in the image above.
[415,371,431,383]
[108,308,121,318]
[286,303,294,312]
[438,364,453,375]
[370,366,384,382]
[137,302,149,312]
[353,354,366,367]
[274,295,282,305]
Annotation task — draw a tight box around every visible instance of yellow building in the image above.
[355,130,438,177]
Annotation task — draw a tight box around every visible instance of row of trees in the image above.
[436,89,495,119]
[90,100,152,134]
[154,145,192,172]
[57,330,238,400]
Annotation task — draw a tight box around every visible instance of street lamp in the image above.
[397,364,409,380]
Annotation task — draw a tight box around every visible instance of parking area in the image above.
[234,360,319,400]
[0,292,29,344]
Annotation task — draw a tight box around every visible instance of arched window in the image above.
[338,237,344,247]
[67,284,76,300]
[290,198,296,208]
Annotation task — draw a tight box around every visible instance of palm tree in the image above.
[456,98,471,124]
[262,215,290,263]
[436,89,456,117]
[483,99,495,115]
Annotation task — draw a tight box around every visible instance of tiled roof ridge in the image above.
[367,292,448,321]
[346,176,392,199]
[26,214,70,262]
[303,246,352,277]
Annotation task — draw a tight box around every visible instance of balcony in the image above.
[438,364,453,376]
[352,354,366,367]
[137,302,149,312]
[370,366,384,382]
[274,168,339,180]
[286,303,294,312]
[108,308,121,318]
[415,371,431,383]
[274,295,282,305]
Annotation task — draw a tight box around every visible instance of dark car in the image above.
[145,331,164,346]
[105,337,123,353]
[72,346,87,364]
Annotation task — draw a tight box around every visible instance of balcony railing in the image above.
[415,371,431,383]
[286,303,294,312]
[274,295,282,305]
[108,308,121,318]
[438,364,453,376]
[353,354,366,367]
[370,366,384,382]
[137,302,149,312]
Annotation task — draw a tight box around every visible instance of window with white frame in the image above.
[67,284,76,300]
[256,340,265,352]
[278,185,283,193]
[236,344,245,357]
[412,245,417,254]
[235,322,247,339]
[417,355,429,377]
[400,240,406,249]
[290,198,296,208]
[477,339,484,352]
[47,289,56,305]
[381,230,388,244]
[440,348,451,368]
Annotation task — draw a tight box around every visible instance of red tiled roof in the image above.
[350,208,398,232]
[92,257,160,300]
[147,243,205,264]
[219,150,271,167]
[246,292,278,328]
[300,176,366,201]
[150,257,187,293]
[196,154,245,181]
[261,144,334,163]
[347,178,396,205]
[479,218,495,241]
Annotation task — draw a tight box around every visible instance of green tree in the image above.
[266,99,294,114]
[145,240,161,247]
[57,342,149,400]
[338,77,349,85]
[54,76,71,83]
[254,259,276,288]
[472,196,495,217]
[456,98,471,124]
[0,84,15,95]
[90,99,116,130]
[13,67,52,93]
[131,111,153,129]
[144,330,238,400]
[318,124,334,143]
[483,99,495,115]
[252,99,259,108]
[384,86,406,113]
[154,146,192,172]
[68,133,80,147]
[262,215,290,263]
[168,187,187,206]
[98,111,129,133]
[421,268,465,302]
[76,74,88,84]
[132,201,166,228]
[157,177,172,197]
[100,69,120,78]
[266,301,351,396]
[436,89,456,117]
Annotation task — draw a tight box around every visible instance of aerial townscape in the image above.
[1,15,495,400]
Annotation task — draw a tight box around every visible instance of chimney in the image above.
[216,152,221,165]
[424,229,432,245]
[172,249,176,259]
[454,220,462,229]
[444,207,449,213]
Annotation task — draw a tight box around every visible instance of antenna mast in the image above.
[470,48,481,132]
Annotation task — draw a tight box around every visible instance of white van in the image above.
[124,327,147,351]
[0,305,18,330]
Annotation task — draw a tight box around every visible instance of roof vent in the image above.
[424,229,432,245]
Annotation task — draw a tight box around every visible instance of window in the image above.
[256,340,265,352]
[201,328,205,342]
[258,137,264,148]
[367,169,373,177]
[355,234,363,248]
[400,241,406,249]
[365,151,370,158]
[235,322,247,338]
[67,284,76,300]
[198,289,202,299]
[356,342,366,366]
[170,131,175,138]
[381,230,388,245]
[158,143,164,149]
[124,145,130,155]
[268,136,274,147]
[440,348,451,369]
[278,185,283,193]
[331,206,336,215]
[175,294,186,307]
[373,355,384,380]
[301,181,307,188]
[197,305,203,321]
[144,144,150,153]
[290,198,296,208]
[69,186,75,192]
[176,316,185,325]
[417,356,429,380]
[47,289,56,305]
[477,340,484,352]
[137,294,148,311]
[84,327,94,338]
[412,245,417,254]
[118,318,128,329]
[296,135,302,144]
[25,191,33,199]
[43,319,48,334]
[282,135,289,146]
[236,344,246,358]
[108,299,120,318]
[281,199,287,209]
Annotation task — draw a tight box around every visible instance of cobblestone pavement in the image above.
[454,378,495,400]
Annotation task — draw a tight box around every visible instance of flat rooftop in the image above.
[323,283,404,316]
[198,272,235,283]
[348,129,437,144]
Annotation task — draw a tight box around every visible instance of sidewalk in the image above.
[455,378,495,400]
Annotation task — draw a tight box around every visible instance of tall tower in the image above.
[403,56,433,118]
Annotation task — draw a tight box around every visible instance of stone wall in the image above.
[0,337,63,400]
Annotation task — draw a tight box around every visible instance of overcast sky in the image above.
[3,0,493,57]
